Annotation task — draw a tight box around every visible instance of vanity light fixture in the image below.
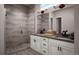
[41,10,44,14]
[59,4,65,8]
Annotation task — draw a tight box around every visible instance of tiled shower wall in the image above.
[27,8,35,41]
[37,13,49,33]
[5,5,35,48]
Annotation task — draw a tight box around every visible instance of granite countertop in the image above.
[31,33,74,43]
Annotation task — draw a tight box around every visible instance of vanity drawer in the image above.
[41,48,48,55]
[42,37,48,43]
[42,42,48,49]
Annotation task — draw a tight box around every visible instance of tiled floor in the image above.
[11,48,41,55]
[6,43,41,55]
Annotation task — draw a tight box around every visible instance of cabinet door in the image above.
[49,46,59,55]
[58,41,74,55]
[61,47,74,55]
[36,36,42,52]
[30,35,42,53]
[49,39,59,55]
[30,35,37,51]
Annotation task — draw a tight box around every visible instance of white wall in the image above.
[52,7,74,33]
[75,5,79,54]
[0,4,5,54]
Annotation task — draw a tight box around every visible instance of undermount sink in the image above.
[37,33,57,38]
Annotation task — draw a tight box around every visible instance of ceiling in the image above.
[4,4,35,9]
[23,4,35,9]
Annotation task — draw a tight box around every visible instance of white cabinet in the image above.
[30,35,49,55]
[30,35,74,55]
[30,35,42,53]
[58,41,74,55]
[49,39,74,55]
[49,39,59,55]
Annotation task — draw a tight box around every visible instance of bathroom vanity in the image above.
[30,34,74,55]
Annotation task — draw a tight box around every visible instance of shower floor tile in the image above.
[10,48,41,55]
[6,43,41,55]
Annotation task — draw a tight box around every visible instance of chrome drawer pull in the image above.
[60,47,62,51]
[43,39,46,41]
[43,50,46,53]
[58,46,59,51]
[43,44,46,46]
[34,39,36,42]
